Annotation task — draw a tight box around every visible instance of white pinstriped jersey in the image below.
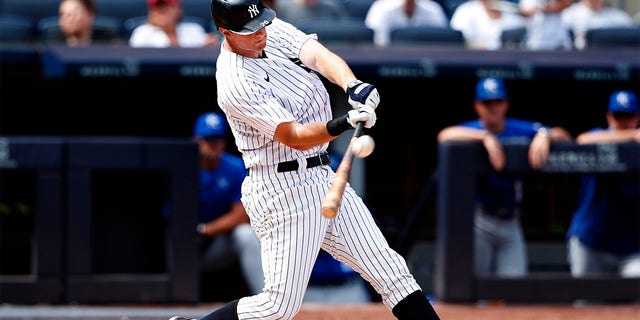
[213,17,423,320]
[216,18,332,169]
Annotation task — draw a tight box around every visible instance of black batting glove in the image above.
[346,80,380,110]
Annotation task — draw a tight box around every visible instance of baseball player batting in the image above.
[171,0,441,319]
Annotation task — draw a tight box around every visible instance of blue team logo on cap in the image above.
[609,91,639,114]
[205,113,222,128]
[194,112,227,137]
[475,77,507,101]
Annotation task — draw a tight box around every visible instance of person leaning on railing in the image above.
[437,77,572,277]
[567,90,640,278]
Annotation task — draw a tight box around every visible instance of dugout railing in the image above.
[0,137,64,303]
[434,141,640,302]
[0,136,200,303]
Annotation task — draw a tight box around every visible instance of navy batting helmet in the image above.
[211,0,275,34]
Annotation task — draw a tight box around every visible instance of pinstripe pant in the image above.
[237,165,421,320]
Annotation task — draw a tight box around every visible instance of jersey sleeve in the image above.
[267,18,318,59]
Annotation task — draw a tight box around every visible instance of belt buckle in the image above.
[317,152,327,166]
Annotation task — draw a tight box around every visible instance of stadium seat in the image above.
[0,14,36,43]
[181,0,214,24]
[585,26,640,49]
[500,26,527,49]
[295,18,374,44]
[95,0,147,38]
[389,26,464,46]
[440,0,468,19]
[1,0,59,23]
[95,0,148,23]
[342,0,377,21]
[37,15,122,44]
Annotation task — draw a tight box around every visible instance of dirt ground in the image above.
[294,302,640,320]
[1,302,638,320]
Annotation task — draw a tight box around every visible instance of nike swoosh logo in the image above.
[265,74,269,82]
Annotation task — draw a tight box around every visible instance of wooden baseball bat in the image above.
[321,122,365,219]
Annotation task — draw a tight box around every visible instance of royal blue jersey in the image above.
[460,118,544,207]
[567,130,640,255]
[198,153,247,223]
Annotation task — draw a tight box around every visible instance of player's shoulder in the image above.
[129,24,164,46]
[417,0,446,11]
[504,118,543,136]
[455,0,481,11]
[267,18,294,33]
[266,18,316,57]
[562,2,584,16]
[268,18,311,42]
[369,0,400,12]
[178,21,206,33]
[129,23,157,38]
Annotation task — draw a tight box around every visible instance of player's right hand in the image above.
[482,133,505,171]
[347,105,376,128]
[346,80,380,110]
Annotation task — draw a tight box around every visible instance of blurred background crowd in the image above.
[1,0,638,50]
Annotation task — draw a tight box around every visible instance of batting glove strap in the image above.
[346,80,380,110]
[347,105,376,129]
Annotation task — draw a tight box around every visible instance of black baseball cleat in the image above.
[169,317,196,320]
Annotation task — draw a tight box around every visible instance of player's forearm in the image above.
[548,127,572,142]
[274,121,337,151]
[200,203,249,236]
[576,129,640,144]
[437,126,488,142]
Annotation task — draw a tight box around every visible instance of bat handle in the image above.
[353,121,365,139]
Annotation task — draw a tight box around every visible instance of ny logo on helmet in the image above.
[248,4,259,18]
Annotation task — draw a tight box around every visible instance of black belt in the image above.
[277,152,330,172]
[477,204,518,220]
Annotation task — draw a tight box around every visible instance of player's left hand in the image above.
[347,105,376,128]
[347,80,380,110]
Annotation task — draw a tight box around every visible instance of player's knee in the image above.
[258,304,300,320]
[259,292,303,319]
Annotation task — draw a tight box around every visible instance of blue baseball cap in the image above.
[608,91,638,114]
[475,77,507,101]
[193,112,227,138]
